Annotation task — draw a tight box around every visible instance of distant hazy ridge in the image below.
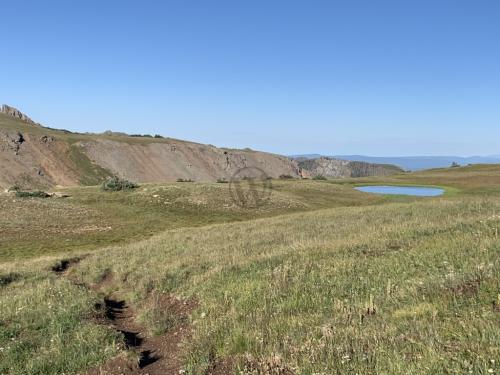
[297,157,403,178]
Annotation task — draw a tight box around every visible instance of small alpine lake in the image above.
[355,185,445,197]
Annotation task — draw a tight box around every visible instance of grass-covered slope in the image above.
[5,164,499,262]
[0,180,380,260]
[1,195,499,374]
[73,197,500,374]
[0,259,120,374]
[0,166,499,374]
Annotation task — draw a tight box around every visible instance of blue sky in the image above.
[1,0,499,156]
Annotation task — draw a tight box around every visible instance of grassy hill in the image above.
[0,180,381,261]
[0,165,499,374]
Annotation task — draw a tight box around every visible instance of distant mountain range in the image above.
[291,154,500,171]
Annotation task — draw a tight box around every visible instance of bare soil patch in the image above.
[205,358,235,375]
[87,294,196,375]
[51,256,86,275]
[449,277,481,297]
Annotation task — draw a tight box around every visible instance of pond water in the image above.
[355,185,444,197]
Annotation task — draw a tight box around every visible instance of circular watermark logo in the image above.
[229,167,272,208]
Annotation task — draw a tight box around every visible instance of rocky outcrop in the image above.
[0,128,82,189]
[0,130,25,155]
[298,157,403,178]
[0,105,39,125]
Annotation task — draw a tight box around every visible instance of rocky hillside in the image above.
[0,105,402,189]
[0,106,302,189]
[297,157,404,178]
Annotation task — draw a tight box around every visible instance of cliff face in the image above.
[297,157,404,178]
[0,129,82,188]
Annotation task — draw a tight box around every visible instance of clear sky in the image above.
[1,0,499,156]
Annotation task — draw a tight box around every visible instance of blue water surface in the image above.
[355,185,444,197]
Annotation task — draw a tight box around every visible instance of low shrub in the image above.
[15,190,50,198]
[279,174,294,180]
[216,178,228,183]
[177,178,194,183]
[312,175,327,180]
[101,176,138,191]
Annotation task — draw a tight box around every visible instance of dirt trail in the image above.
[87,293,195,375]
[51,256,85,275]
[52,257,196,375]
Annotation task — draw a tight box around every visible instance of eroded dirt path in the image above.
[51,256,86,275]
[88,294,196,375]
[52,257,196,375]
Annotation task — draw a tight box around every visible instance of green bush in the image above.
[101,176,138,191]
[216,178,228,183]
[177,178,194,183]
[15,190,50,198]
[279,174,294,180]
[312,175,327,180]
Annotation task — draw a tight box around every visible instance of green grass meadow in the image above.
[1,165,499,374]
